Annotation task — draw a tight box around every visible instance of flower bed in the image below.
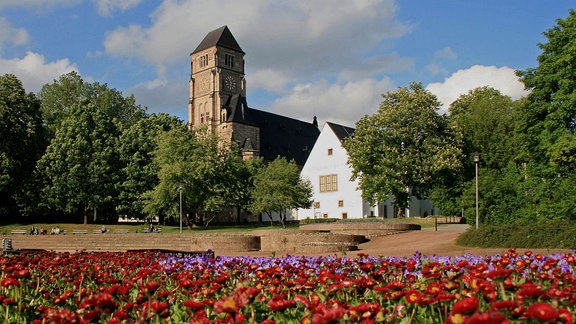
[0,248,575,323]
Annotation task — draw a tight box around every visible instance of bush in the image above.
[457,220,576,249]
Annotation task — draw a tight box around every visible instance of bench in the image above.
[112,229,130,234]
[71,230,88,235]
[143,227,162,233]
[10,230,27,235]
[92,229,105,234]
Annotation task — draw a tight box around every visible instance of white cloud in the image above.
[426,65,529,115]
[0,17,29,49]
[104,0,410,91]
[0,0,79,9]
[127,75,188,120]
[94,0,142,16]
[434,47,457,60]
[0,52,78,92]
[269,77,396,128]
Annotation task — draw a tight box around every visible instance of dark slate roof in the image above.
[193,25,245,54]
[222,94,320,166]
[326,122,355,143]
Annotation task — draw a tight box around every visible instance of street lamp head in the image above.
[473,152,480,163]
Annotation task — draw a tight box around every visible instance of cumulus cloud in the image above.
[269,77,396,128]
[0,17,29,49]
[426,65,529,114]
[0,52,78,92]
[104,0,410,91]
[94,0,142,16]
[127,75,188,119]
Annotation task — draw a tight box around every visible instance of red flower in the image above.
[214,296,240,313]
[183,299,205,310]
[404,289,423,305]
[1,277,20,288]
[465,311,508,324]
[558,308,573,324]
[451,297,479,315]
[525,302,558,323]
[268,295,296,311]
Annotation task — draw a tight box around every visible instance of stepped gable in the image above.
[192,25,244,54]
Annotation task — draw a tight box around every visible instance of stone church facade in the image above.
[188,26,320,167]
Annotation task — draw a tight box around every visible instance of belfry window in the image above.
[199,55,209,68]
[225,54,234,68]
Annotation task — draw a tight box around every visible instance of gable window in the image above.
[319,174,338,192]
[338,200,344,207]
[199,54,209,67]
[327,148,333,155]
[314,202,320,209]
[225,54,234,68]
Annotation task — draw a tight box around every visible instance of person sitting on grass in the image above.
[101,225,108,233]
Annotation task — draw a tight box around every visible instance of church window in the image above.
[225,54,234,68]
[200,113,204,123]
[199,54,209,67]
[319,174,338,192]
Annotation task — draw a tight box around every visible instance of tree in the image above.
[250,157,313,227]
[39,71,145,135]
[516,9,576,168]
[514,9,576,221]
[446,87,518,224]
[343,82,462,217]
[36,100,120,224]
[144,127,241,228]
[0,74,46,219]
[116,113,184,221]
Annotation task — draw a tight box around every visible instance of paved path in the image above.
[222,223,572,258]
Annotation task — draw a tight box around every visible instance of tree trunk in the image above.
[93,207,97,223]
[83,206,88,225]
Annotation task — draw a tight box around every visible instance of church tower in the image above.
[189,26,320,167]
[188,26,246,131]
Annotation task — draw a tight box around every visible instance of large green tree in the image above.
[343,82,462,217]
[144,127,242,228]
[36,100,121,224]
[116,113,184,220]
[250,157,313,227]
[0,74,46,219]
[446,87,519,224]
[39,71,145,134]
[515,9,576,221]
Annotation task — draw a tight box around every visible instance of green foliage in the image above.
[35,100,120,223]
[0,74,46,218]
[344,82,462,212]
[116,113,184,219]
[457,220,576,249]
[144,127,242,228]
[250,157,313,227]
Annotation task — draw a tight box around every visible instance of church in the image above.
[188,26,320,166]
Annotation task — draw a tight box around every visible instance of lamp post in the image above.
[179,185,183,233]
[474,153,480,230]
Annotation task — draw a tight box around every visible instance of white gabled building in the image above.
[296,122,438,220]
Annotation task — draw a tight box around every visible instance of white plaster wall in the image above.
[297,124,365,220]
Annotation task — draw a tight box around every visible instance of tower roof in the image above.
[192,25,245,54]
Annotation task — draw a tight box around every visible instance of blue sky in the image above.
[0,1,573,127]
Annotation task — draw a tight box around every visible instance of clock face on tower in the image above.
[224,75,237,92]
